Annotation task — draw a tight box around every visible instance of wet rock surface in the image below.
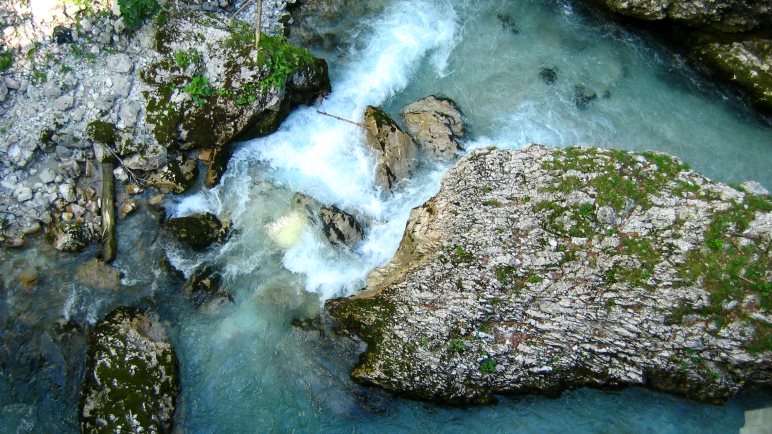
[293,193,364,248]
[80,307,179,433]
[363,106,418,193]
[165,212,227,251]
[402,96,466,160]
[327,145,771,404]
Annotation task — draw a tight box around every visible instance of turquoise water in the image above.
[1,0,771,432]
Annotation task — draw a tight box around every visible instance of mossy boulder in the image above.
[80,307,179,433]
[85,120,118,146]
[165,212,226,251]
[141,9,330,187]
[327,145,771,405]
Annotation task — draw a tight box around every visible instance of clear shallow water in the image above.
[2,0,771,432]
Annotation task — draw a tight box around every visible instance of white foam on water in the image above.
[166,0,462,299]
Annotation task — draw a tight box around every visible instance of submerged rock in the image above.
[539,67,559,85]
[327,145,772,405]
[363,106,418,192]
[574,84,598,109]
[75,259,122,291]
[293,193,364,248]
[183,265,231,308]
[80,307,178,433]
[165,212,227,251]
[401,96,466,160]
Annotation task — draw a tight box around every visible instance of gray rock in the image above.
[402,96,465,160]
[39,168,56,184]
[165,212,227,251]
[80,307,178,433]
[42,80,61,99]
[52,95,75,112]
[363,106,418,192]
[4,77,21,90]
[293,193,364,248]
[15,186,32,202]
[107,53,133,73]
[0,80,7,102]
[58,183,76,202]
[118,100,142,127]
[328,145,772,405]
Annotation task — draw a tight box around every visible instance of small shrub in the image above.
[448,339,467,352]
[118,0,160,30]
[0,51,13,70]
[479,358,497,373]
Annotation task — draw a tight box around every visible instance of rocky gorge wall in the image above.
[328,145,771,404]
[588,0,772,112]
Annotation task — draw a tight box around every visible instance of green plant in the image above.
[448,339,467,352]
[31,69,47,85]
[479,358,497,374]
[528,275,543,284]
[182,75,213,106]
[453,245,475,262]
[0,51,13,70]
[118,0,160,30]
[173,49,202,69]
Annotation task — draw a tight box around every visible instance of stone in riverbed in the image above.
[75,259,122,290]
[402,96,466,160]
[363,106,417,192]
[145,157,198,194]
[293,193,364,248]
[165,212,227,251]
[80,307,178,433]
[53,221,89,252]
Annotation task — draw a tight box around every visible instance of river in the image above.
[1,0,771,432]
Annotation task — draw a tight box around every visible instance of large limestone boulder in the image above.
[80,307,179,433]
[165,212,227,251]
[142,9,331,188]
[402,96,465,160]
[327,145,772,404]
[293,193,364,248]
[363,106,418,193]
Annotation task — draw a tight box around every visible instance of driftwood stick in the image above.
[100,160,116,263]
[316,110,368,128]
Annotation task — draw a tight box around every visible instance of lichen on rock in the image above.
[327,145,772,404]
